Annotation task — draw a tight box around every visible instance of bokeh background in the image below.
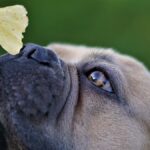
[0,0,150,68]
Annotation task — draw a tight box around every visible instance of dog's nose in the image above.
[21,43,59,64]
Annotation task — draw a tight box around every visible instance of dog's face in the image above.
[0,43,150,150]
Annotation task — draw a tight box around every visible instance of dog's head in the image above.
[0,43,150,150]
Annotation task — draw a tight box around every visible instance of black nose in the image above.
[21,43,59,65]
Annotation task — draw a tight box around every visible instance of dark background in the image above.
[0,0,150,68]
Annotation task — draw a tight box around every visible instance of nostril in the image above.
[20,45,26,53]
[20,44,39,58]
[27,49,36,59]
[29,48,51,65]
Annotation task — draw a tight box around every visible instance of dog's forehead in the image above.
[48,43,117,63]
[48,43,147,71]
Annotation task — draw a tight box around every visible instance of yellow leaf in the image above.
[0,5,28,55]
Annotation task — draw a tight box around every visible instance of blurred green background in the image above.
[0,0,150,68]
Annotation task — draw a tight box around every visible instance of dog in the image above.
[0,43,150,150]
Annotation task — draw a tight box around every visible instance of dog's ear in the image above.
[47,43,88,63]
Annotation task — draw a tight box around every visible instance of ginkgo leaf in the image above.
[0,5,28,55]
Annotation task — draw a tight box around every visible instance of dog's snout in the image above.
[21,43,59,64]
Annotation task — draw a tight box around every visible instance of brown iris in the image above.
[88,71,113,93]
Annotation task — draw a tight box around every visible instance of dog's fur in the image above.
[0,43,150,150]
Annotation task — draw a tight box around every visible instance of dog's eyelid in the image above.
[80,62,126,102]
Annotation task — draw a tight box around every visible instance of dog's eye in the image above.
[88,71,113,93]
